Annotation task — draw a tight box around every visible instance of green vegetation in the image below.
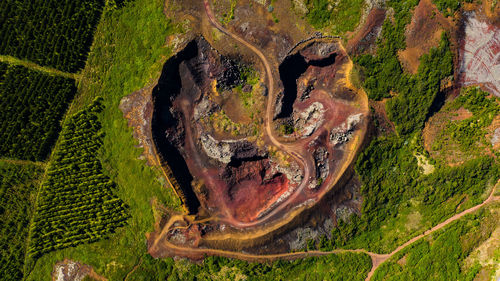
[433,87,500,153]
[305,0,365,34]
[432,0,468,17]
[373,206,499,280]
[221,0,237,25]
[0,0,105,73]
[0,62,76,161]
[318,133,498,253]
[0,161,44,281]
[27,99,128,261]
[128,252,372,281]
[356,0,454,135]
[355,0,418,101]
[386,33,453,135]
[26,0,182,279]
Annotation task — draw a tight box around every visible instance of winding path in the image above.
[148,2,500,280]
[203,0,313,228]
[151,181,498,281]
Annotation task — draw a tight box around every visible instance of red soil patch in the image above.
[399,0,453,74]
[369,99,395,136]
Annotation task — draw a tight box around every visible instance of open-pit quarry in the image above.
[120,1,368,259]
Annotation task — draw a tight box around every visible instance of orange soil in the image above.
[398,0,453,74]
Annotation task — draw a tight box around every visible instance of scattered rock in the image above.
[330,113,363,145]
[52,259,106,281]
[313,147,329,182]
[294,102,325,137]
[491,127,500,146]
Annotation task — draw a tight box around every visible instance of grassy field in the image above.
[25,0,182,279]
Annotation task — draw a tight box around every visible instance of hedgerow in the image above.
[27,98,128,260]
[0,62,76,161]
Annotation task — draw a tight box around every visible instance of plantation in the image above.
[0,161,43,281]
[27,99,128,260]
[0,62,76,161]
[0,0,105,73]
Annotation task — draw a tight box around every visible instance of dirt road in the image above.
[203,0,313,228]
[148,2,500,280]
[150,182,498,280]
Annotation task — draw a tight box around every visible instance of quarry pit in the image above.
[124,34,369,257]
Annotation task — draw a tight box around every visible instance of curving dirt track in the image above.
[153,183,499,280]
[149,181,498,281]
[202,0,313,228]
[146,1,500,280]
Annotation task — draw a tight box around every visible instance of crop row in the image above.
[0,161,44,280]
[0,0,105,73]
[0,62,76,161]
[27,98,128,259]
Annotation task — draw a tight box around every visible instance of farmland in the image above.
[0,0,105,73]
[0,62,76,161]
[0,161,44,280]
[27,98,128,261]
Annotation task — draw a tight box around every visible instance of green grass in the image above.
[128,252,372,281]
[25,0,181,279]
[0,161,44,281]
[373,204,499,280]
[27,99,129,262]
[305,0,365,35]
[432,87,500,156]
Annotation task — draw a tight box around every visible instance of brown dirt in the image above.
[347,8,386,55]
[398,0,453,74]
[120,84,157,166]
[369,99,396,136]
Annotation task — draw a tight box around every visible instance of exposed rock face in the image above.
[330,113,363,146]
[200,134,233,163]
[270,159,304,184]
[200,134,264,164]
[459,13,500,97]
[294,102,325,137]
[313,147,329,181]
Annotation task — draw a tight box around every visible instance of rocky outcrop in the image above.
[200,134,265,164]
[330,113,363,146]
[459,13,500,97]
[294,102,325,137]
[313,147,329,182]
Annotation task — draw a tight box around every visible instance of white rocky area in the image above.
[200,133,235,163]
[459,13,500,97]
[294,102,325,137]
[330,113,363,146]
